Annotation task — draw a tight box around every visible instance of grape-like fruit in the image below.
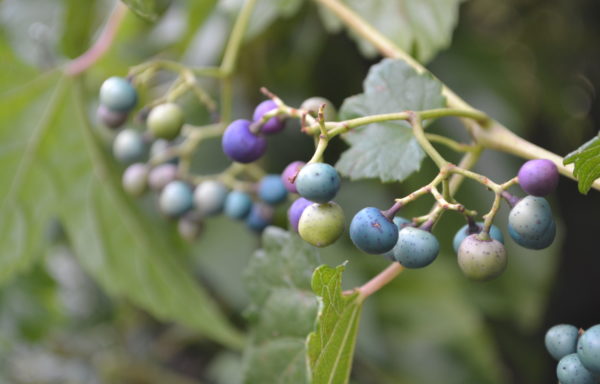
[159,181,193,217]
[252,100,284,134]
[349,207,398,254]
[148,163,178,191]
[577,324,600,374]
[295,162,341,203]
[193,180,228,216]
[99,76,137,112]
[246,203,274,232]
[508,196,556,249]
[122,163,148,196]
[288,197,313,232]
[178,213,203,242]
[222,119,267,163]
[457,234,507,281]
[224,190,253,220]
[281,161,305,193]
[545,324,580,361]
[518,159,559,196]
[258,174,288,205]
[392,227,439,268]
[452,222,504,253]
[97,104,128,129]
[147,103,185,140]
[381,217,412,260]
[113,129,146,163]
[300,96,337,121]
[298,202,345,247]
[556,353,598,384]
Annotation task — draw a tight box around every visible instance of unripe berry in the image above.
[518,159,559,196]
[452,222,504,253]
[178,213,203,242]
[349,207,398,254]
[159,181,193,217]
[222,119,267,163]
[258,174,288,205]
[147,103,185,140]
[99,76,137,112]
[97,104,128,129]
[252,100,285,134]
[224,190,253,220]
[246,203,274,232]
[392,227,439,268]
[288,197,312,232]
[457,234,507,281]
[148,163,178,191]
[545,324,579,361]
[300,96,337,121]
[122,163,149,196]
[508,196,556,250]
[193,180,228,216]
[577,324,600,374]
[295,162,341,203]
[113,129,146,164]
[281,161,305,193]
[556,353,597,384]
[298,202,345,247]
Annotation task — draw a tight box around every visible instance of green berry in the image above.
[298,202,344,247]
[147,103,185,140]
[457,234,507,281]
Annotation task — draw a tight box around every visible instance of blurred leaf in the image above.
[60,0,98,58]
[336,58,445,182]
[307,264,363,384]
[242,227,320,384]
[173,0,218,54]
[563,134,600,194]
[234,0,304,39]
[317,0,463,63]
[121,0,171,22]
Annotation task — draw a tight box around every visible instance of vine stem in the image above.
[65,2,128,76]
[357,263,404,299]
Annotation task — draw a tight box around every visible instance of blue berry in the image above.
[252,100,284,134]
[508,196,556,249]
[99,76,138,112]
[193,180,228,216]
[393,227,439,269]
[246,203,274,232]
[452,222,504,253]
[577,324,600,374]
[258,174,288,205]
[113,129,146,164]
[349,207,398,254]
[147,103,185,140]
[222,119,267,163]
[97,104,128,129]
[518,159,559,197]
[546,324,580,361]
[288,197,313,232]
[159,181,193,217]
[224,190,253,220]
[295,162,341,203]
[122,163,148,196]
[557,353,597,384]
[380,217,411,260]
[457,234,507,281]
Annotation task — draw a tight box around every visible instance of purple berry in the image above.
[222,119,267,163]
[97,104,128,129]
[252,100,284,134]
[518,159,559,196]
[288,197,312,232]
[281,161,305,193]
[148,163,178,191]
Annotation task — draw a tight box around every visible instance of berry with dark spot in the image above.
[457,234,507,281]
[392,226,439,268]
[380,217,411,260]
[298,201,344,247]
[545,324,580,361]
[577,324,600,374]
[295,162,341,203]
[222,119,267,163]
[556,353,597,384]
[349,207,398,254]
[508,195,556,249]
[518,159,559,196]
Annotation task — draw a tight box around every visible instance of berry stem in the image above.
[409,112,448,169]
[356,263,405,299]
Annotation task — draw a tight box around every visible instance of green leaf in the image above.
[317,0,463,63]
[307,264,363,384]
[60,0,98,58]
[242,227,321,384]
[236,0,304,39]
[563,134,600,194]
[120,0,172,22]
[336,58,446,182]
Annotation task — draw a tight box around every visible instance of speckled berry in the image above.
[392,227,439,268]
[159,181,193,217]
[222,119,267,163]
[97,104,128,129]
[508,196,556,250]
[113,129,146,164]
[99,76,137,112]
[453,222,504,253]
[258,174,288,205]
[295,162,341,203]
[281,161,305,193]
[298,202,345,247]
[224,190,253,220]
[288,197,313,232]
[252,100,285,134]
[349,207,398,254]
[246,203,274,232]
[380,217,411,260]
[193,180,228,216]
[147,103,185,140]
[300,97,337,121]
[545,324,580,361]
[577,324,600,374]
[148,163,178,191]
[457,234,507,281]
[557,353,597,384]
[122,163,148,196]
[518,159,559,196]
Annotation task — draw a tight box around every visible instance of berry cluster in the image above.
[545,324,600,383]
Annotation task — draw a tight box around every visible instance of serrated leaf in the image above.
[307,264,363,384]
[336,58,446,182]
[242,227,320,384]
[121,0,171,22]
[317,0,463,63]
[564,134,600,194]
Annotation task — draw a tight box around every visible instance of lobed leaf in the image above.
[563,134,600,194]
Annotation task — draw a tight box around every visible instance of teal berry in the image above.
[113,129,146,164]
[295,162,341,203]
[381,217,411,260]
[224,190,253,220]
[546,324,580,361]
[159,181,193,217]
[193,180,228,216]
[147,103,185,140]
[99,76,138,112]
[122,163,149,196]
[557,353,598,384]
[258,174,288,205]
[577,324,600,374]
[298,202,345,247]
[453,222,504,253]
[508,196,556,249]
[457,234,507,281]
[246,203,274,232]
[392,227,439,268]
[349,207,398,254]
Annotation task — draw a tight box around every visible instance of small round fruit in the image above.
[99,76,137,112]
[252,100,284,134]
[452,222,504,253]
[193,180,228,216]
[97,104,128,129]
[295,162,341,203]
[392,227,439,268]
[518,159,559,196]
[556,353,597,384]
[577,324,600,374]
[159,181,193,217]
[246,203,274,232]
[288,197,312,232]
[258,174,288,205]
[281,161,305,193]
[380,217,412,260]
[349,207,398,254]
[122,163,149,196]
[457,234,507,281]
[113,129,146,163]
[147,103,185,140]
[222,119,267,163]
[148,163,178,191]
[178,213,203,242]
[508,196,556,249]
[545,324,580,361]
[300,97,337,121]
[224,190,253,220]
[298,202,345,247]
